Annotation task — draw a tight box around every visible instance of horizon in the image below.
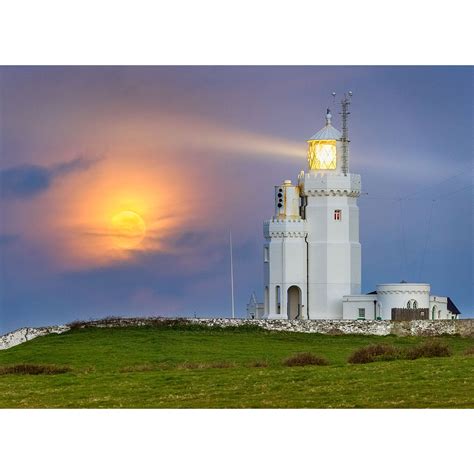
[0,66,472,332]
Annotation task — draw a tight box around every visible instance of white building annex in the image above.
[261,94,461,321]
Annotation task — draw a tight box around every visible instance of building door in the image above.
[287,286,301,320]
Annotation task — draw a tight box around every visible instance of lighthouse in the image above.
[261,94,461,321]
[263,94,361,319]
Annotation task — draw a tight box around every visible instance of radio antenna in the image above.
[229,230,235,319]
[340,91,352,176]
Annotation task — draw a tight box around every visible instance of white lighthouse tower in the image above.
[263,94,361,319]
[261,93,461,321]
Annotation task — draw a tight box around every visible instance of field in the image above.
[0,324,473,408]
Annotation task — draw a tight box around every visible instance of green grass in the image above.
[0,324,473,408]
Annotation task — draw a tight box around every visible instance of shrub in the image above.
[0,364,70,375]
[405,340,452,360]
[283,352,329,367]
[120,363,163,373]
[178,361,235,369]
[178,361,200,369]
[68,319,87,330]
[463,346,474,356]
[348,340,454,364]
[208,361,235,369]
[348,344,401,364]
[248,360,269,368]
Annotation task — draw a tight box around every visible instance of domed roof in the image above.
[308,109,342,141]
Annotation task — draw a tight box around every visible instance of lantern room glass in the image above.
[307,139,337,170]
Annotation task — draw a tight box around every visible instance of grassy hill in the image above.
[0,323,473,408]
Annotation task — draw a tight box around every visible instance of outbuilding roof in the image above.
[308,109,342,141]
[447,297,461,315]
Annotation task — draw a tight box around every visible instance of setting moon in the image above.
[110,210,146,249]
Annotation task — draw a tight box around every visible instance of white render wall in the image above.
[376,283,430,320]
[342,295,377,320]
[263,218,307,319]
[430,295,457,320]
[300,172,362,319]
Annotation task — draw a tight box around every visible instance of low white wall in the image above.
[1,318,472,351]
[0,325,69,350]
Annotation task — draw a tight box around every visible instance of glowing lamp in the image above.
[306,109,341,171]
[307,139,337,170]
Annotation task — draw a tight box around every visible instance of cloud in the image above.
[0,233,20,245]
[51,155,101,177]
[0,155,100,200]
[0,164,52,199]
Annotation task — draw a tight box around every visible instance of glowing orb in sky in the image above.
[110,210,146,249]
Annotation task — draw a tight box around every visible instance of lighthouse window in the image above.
[264,246,269,262]
[334,209,342,221]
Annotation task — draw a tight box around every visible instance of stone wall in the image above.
[0,325,70,350]
[1,317,472,350]
[186,318,474,337]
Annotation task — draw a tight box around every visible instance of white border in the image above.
[0,0,472,65]
[1,1,472,472]
[0,409,472,473]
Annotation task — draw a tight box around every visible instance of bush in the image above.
[0,364,70,375]
[348,344,401,364]
[178,361,235,369]
[120,363,163,373]
[248,360,269,368]
[68,319,87,329]
[463,346,474,356]
[348,340,453,364]
[405,340,452,360]
[283,352,329,367]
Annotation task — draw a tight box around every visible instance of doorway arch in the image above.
[287,286,302,320]
[432,306,438,320]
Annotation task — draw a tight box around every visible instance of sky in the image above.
[0,66,472,332]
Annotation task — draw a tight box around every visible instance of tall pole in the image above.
[340,91,352,176]
[229,231,235,319]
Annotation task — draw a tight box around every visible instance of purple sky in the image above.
[0,66,472,331]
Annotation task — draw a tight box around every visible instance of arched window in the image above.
[407,299,418,309]
[275,286,281,314]
[376,303,382,320]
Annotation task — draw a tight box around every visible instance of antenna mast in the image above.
[340,91,353,176]
[229,231,235,319]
